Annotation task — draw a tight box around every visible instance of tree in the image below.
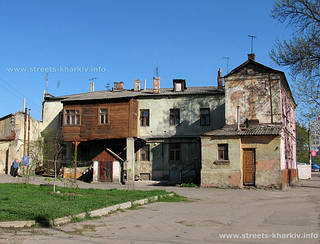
[296,122,309,162]
[270,0,320,122]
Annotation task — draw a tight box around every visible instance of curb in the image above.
[0,193,175,228]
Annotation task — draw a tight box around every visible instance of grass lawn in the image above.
[0,183,169,222]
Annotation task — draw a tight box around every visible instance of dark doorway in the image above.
[5,149,9,175]
[99,161,113,182]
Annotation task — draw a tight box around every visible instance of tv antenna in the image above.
[105,83,111,91]
[248,35,257,53]
[155,66,160,77]
[222,57,230,73]
[45,73,48,94]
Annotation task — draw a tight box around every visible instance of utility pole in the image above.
[27,109,31,156]
[23,107,27,156]
[248,35,257,53]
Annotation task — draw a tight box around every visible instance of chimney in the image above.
[153,77,160,94]
[217,69,223,89]
[134,79,141,91]
[113,81,124,91]
[248,53,256,61]
[144,79,147,90]
[173,79,186,92]
[89,81,95,92]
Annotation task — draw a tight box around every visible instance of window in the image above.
[64,110,80,125]
[169,109,180,125]
[99,108,108,124]
[169,143,180,161]
[140,145,150,161]
[200,108,210,126]
[140,109,149,126]
[218,144,229,160]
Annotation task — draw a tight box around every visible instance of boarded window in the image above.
[140,145,150,161]
[140,109,150,126]
[169,109,180,125]
[65,110,80,125]
[99,108,108,124]
[169,143,180,161]
[218,144,228,160]
[200,108,210,126]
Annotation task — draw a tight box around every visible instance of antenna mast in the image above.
[222,56,230,73]
[45,73,48,94]
[248,35,257,53]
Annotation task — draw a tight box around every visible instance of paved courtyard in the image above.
[0,174,319,244]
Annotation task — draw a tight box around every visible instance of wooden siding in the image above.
[62,99,138,141]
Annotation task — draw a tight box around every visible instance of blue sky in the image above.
[0,0,293,120]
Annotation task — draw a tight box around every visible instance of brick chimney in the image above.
[248,53,256,61]
[217,68,223,89]
[134,79,141,91]
[153,77,160,94]
[113,81,124,91]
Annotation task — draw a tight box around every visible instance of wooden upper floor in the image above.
[62,99,138,142]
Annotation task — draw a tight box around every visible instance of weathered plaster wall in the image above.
[201,137,242,188]
[42,99,63,134]
[137,95,225,138]
[225,74,281,125]
[280,85,297,170]
[0,113,42,175]
[241,136,281,188]
[201,135,282,188]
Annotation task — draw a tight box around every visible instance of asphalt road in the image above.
[0,173,319,244]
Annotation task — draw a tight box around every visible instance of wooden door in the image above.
[99,161,113,182]
[243,149,255,186]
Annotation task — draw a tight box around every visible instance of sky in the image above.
[0,0,293,120]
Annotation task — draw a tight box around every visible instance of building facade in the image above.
[201,55,297,189]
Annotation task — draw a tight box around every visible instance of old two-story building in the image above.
[0,112,42,175]
[42,54,297,188]
[43,79,225,184]
[201,54,297,189]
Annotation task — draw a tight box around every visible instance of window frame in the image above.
[140,145,150,161]
[98,108,109,125]
[169,109,180,126]
[140,109,150,127]
[200,108,210,126]
[64,109,81,126]
[169,143,181,161]
[217,144,229,161]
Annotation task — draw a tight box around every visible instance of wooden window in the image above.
[140,109,149,126]
[64,110,80,125]
[200,108,210,126]
[140,145,150,161]
[99,108,108,124]
[218,144,229,160]
[169,143,180,161]
[169,109,180,125]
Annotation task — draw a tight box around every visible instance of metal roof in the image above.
[47,86,224,103]
[203,124,282,137]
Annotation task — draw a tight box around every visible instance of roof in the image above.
[224,58,296,107]
[203,124,282,137]
[46,86,224,103]
[0,114,13,121]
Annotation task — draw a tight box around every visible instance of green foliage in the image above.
[0,183,168,222]
[270,0,320,121]
[179,183,199,188]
